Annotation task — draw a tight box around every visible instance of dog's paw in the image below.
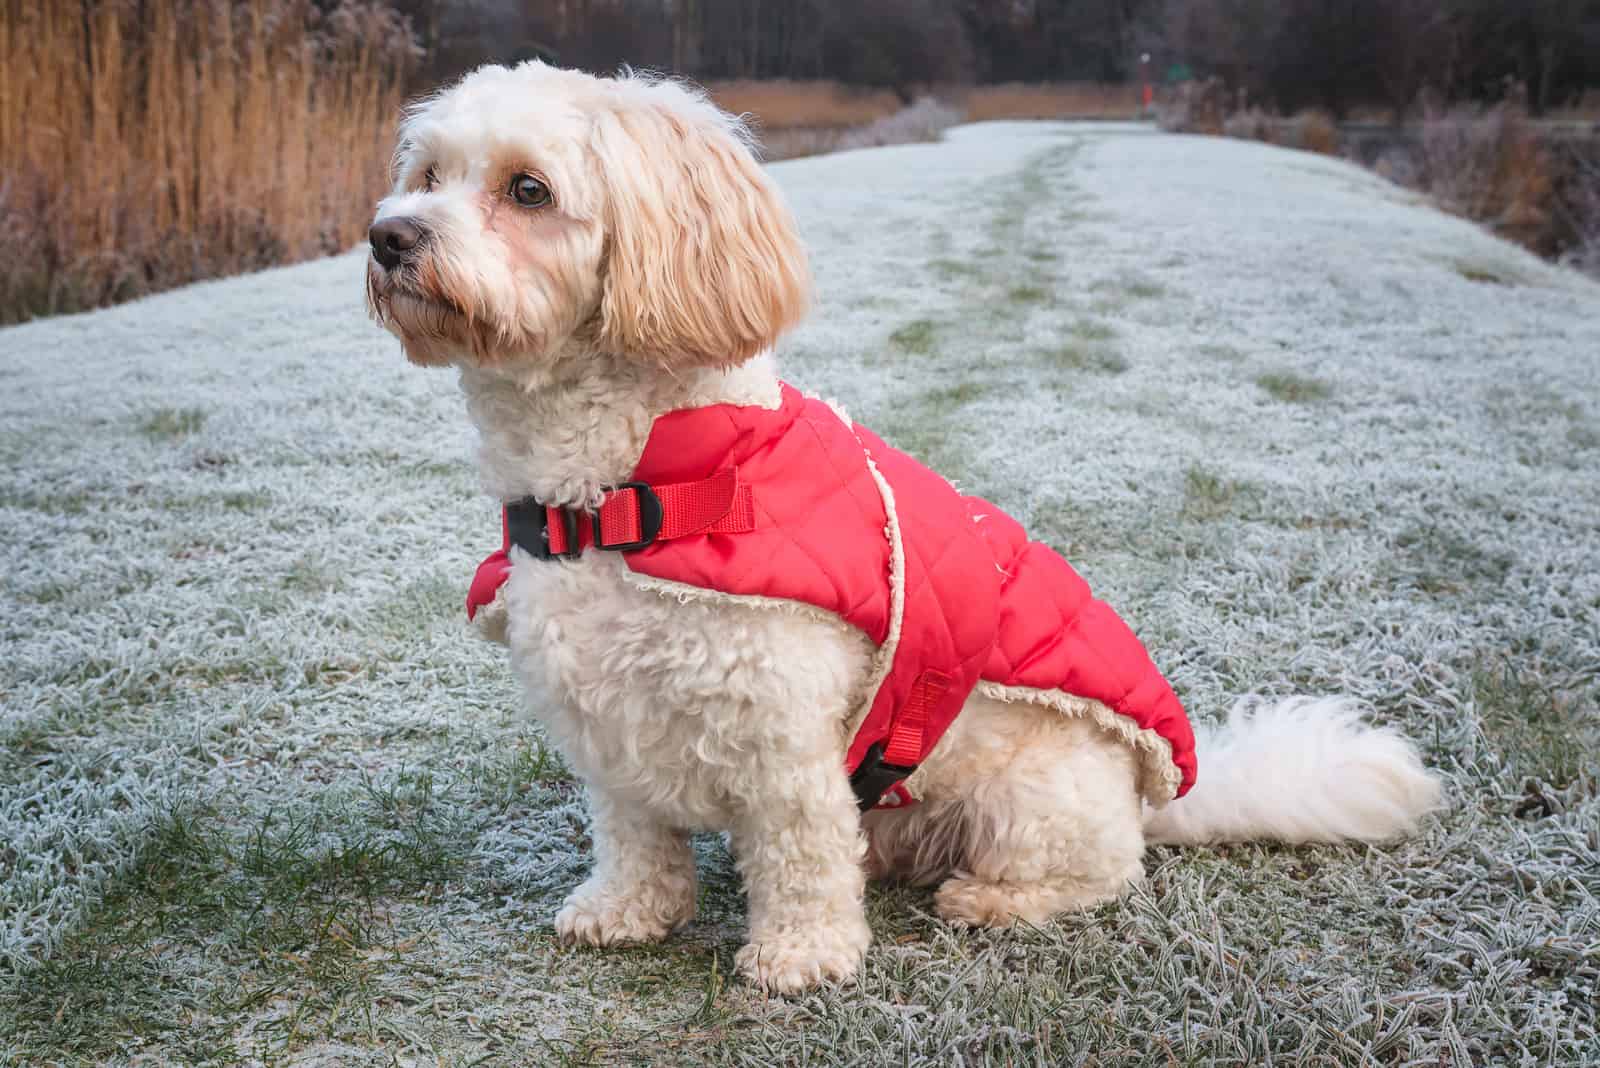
[935,873,1121,928]
[735,927,866,994]
[933,875,1039,928]
[554,888,690,948]
[468,595,510,646]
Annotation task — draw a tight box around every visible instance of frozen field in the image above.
[2,121,1597,1065]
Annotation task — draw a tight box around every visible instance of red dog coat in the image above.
[468,383,1196,809]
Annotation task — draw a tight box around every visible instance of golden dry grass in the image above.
[0,0,414,324]
[707,79,1142,136]
[1552,89,1600,121]
[705,80,901,131]
[1294,110,1340,155]
[960,82,1140,122]
[1220,108,1340,157]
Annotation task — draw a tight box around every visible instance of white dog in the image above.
[365,62,1441,994]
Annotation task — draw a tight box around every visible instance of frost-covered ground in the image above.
[2,122,1598,1066]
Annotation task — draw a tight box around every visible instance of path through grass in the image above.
[3,122,1598,1065]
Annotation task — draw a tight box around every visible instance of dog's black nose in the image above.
[369,217,424,270]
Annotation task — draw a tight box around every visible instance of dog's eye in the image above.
[509,174,551,208]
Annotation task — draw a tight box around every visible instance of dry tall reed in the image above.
[1222,109,1340,155]
[708,79,1142,138]
[960,83,1139,122]
[1558,145,1600,275]
[0,0,415,324]
[706,80,901,132]
[1552,90,1600,122]
[1419,98,1555,244]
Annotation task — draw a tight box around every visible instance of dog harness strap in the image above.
[513,468,755,559]
[475,380,1197,809]
[848,743,916,812]
[881,670,951,767]
[630,468,756,541]
[848,669,953,811]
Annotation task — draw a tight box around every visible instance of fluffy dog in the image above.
[366,62,1441,993]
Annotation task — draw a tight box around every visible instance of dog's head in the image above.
[365,63,810,374]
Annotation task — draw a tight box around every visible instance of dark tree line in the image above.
[1164,0,1600,117]
[392,0,1600,115]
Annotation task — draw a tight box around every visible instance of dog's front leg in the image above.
[731,765,870,993]
[555,788,697,947]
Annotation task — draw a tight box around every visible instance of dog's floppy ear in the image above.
[589,81,810,369]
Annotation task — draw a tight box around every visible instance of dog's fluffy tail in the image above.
[1143,697,1442,847]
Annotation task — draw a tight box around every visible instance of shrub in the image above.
[1288,110,1340,155]
[1374,146,1422,188]
[1156,77,1227,135]
[1222,108,1275,143]
[1220,108,1339,155]
[1552,89,1600,121]
[1557,146,1600,278]
[0,0,416,325]
[1418,94,1554,245]
[837,97,963,150]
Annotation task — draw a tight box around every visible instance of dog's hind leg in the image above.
[555,789,697,947]
[906,694,1148,928]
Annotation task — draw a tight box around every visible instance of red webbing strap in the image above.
[881,669,952,767]
[539,468,755,556]
[544,505,574,554]
[653,468,756,539]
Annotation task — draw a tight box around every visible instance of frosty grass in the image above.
[1,122,1597,1065]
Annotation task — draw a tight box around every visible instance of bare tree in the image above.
[1371,0,1452,120]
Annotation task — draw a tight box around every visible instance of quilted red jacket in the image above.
[468,383,1196,809]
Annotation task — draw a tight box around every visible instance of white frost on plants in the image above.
[1,122,1597,1065]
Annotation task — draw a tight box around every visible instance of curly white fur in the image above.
[363,60,1443,994]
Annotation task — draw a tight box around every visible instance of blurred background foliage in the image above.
[2,0,1597,325]
[409,0,1600,118]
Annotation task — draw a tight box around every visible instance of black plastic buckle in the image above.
[849,741,918,812]
[592,482,664,552]
[506,498,581,560]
